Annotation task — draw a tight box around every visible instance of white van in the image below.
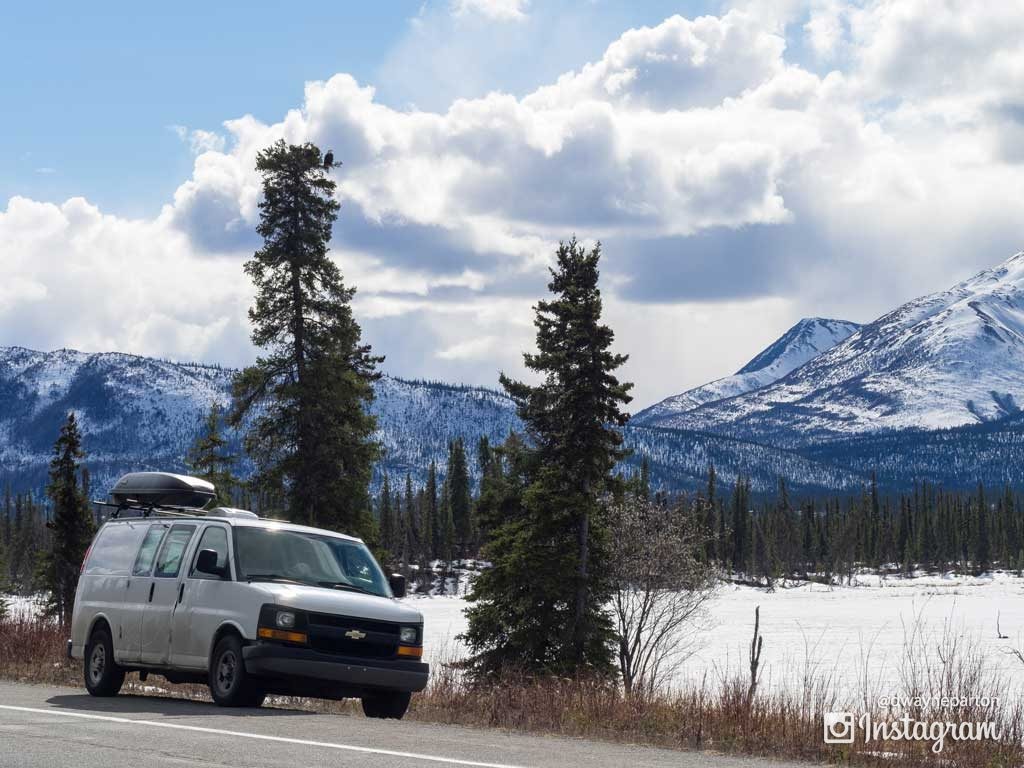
[69,473,428,719]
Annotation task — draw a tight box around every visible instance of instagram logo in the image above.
[823,712,856,744]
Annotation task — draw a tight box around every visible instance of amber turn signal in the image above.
[396,645,423,658]
[258,627,308,644]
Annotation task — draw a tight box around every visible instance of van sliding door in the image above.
[120,524,168,664]
[140,524,197,666]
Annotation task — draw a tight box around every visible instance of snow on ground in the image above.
[407,571,1024,701]
[6,594,48,620]
[14,569,1024,704]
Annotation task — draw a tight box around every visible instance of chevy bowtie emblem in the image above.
[345,629,367,640]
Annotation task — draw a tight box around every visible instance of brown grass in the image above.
[2,612,1022,767]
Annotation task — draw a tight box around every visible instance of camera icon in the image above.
[823,712,856,744]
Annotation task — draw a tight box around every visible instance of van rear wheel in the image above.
[209,634,265,707]
[361,691,411,719]
[84,626,125,697]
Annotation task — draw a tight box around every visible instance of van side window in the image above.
[133,525,168,576]
[154,525,197,578]
[190,526,229,579]
[85,522,148,575]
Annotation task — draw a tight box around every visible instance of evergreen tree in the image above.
[230,140,382,535]
[639,456,651,501]
[41,413,94,625]
[447,439,472,557]
[424,461,438,561]
[465,238,631,676]
[393,486,403,550]
[186,403,237,506]
[1,486,10,584]
[10,494,24,590]
[439,479,454,592]
[730,477,750,574]
[402,474,415,573]
[975,483,990,573]
[379,475,394,556]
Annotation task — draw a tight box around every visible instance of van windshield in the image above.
[233,527,391,598]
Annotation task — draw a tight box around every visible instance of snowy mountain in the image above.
[633,317,860,425]
[0,346,520,496]
[659,253,1024,445]
[6,253,1024,501]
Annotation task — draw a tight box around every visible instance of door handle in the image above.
[148,583,155,602]
[177,584,185,604]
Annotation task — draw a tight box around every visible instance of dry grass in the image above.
[2,612,1023,767]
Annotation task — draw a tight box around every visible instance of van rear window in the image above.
[84,522,148,575]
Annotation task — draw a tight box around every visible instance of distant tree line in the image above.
[661,466,1021,585]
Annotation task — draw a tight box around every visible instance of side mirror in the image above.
[388,573,407,598]
[196,549,225,578]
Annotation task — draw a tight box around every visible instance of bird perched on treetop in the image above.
[323,150,335,170]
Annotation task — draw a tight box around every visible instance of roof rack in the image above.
[92,499,210,520]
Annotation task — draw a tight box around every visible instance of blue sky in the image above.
[2,1,713,217]
[3,0,1023,408]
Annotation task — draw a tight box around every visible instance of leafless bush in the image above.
[606,496,718,695]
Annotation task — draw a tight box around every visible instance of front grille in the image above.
[309,635,397,659]
[308,613,401,636]
[306,613,402,660]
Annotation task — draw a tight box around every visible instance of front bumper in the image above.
[242,643,429,695]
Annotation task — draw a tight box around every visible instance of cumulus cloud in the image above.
[5,2,1024,406]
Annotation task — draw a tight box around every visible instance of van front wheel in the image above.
[84,626,125,697]
[361,691,411,719]
[209,635,265,707]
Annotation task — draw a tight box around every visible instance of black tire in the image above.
[208,634,265,707]
[84,625,125,697]
[361,691,411,719]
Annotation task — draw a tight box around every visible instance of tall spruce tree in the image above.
[465,238,631,676]
[379,475,394,556]
[42,413,94,625]
[230,140,381,535]
[438,479,454,592]
[447,439,472,557]
[402,474,415,572]
[186,403,237,506]
[423,461,438,561]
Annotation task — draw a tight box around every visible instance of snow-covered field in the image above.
[13,571,1024,703]
[408,572,1024,700]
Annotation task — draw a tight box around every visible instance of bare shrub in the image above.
[606,495,718,695]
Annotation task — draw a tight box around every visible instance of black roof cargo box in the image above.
[110,472,215,509]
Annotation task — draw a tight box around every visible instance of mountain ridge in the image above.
[6,252,1024,499]
[0,345,520,496]
[633,317,861,425]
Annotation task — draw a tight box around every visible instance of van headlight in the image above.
[257,605,308,645]
[399,626,418,644]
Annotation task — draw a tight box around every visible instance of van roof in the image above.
[100,514,363,544]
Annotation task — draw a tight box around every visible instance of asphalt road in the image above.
[0,682,819,768]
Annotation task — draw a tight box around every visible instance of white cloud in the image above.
[171,124,229,155]
[526,11,785,111]
[5,3,1024,406]
[451,0,529,22]
[804,0,846,60]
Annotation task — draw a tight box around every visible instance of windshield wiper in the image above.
[245,574,308,585]
[318,580,375,595]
